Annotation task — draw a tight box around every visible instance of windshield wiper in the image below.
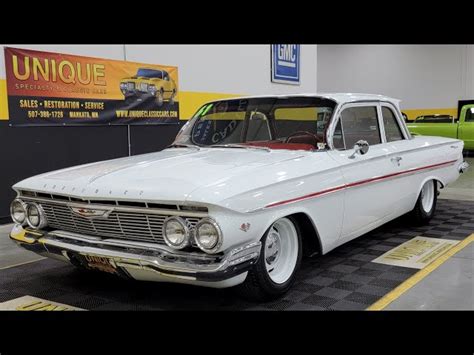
[167,143,200,150]
[210,144,270,152]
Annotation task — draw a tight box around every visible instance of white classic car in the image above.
[9,93,469,300]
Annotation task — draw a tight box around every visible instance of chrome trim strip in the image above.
[19,196,208,218]
[47,230,216,259]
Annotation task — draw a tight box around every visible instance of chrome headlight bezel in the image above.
[194,218,223,254]
[162,216,190,250]
[10,199,27,225]
[25,203,48,230]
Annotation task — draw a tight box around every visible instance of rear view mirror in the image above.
[349,140,369,159]
[250,112,267,121]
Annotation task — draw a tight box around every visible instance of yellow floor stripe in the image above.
[0,258,45,270]
[367,233,474,310]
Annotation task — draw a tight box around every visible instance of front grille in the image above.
[127,82,135,91]
[39,202,201,245]
[138,83,148,92]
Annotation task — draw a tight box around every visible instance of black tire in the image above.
[409,180,437,225]
[237,216,302,302]
[124,96,135,106]
[156,89,164,107]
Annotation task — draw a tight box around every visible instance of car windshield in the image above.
[173,97,336,151]
[136,68,163,79]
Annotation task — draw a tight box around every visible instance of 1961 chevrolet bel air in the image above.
[9,93,469,300]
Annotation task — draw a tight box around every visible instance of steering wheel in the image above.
[284,131,321,144]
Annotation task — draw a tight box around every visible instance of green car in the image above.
[407,104,474,150]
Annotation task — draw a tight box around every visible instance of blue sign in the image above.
[271,44,300,85]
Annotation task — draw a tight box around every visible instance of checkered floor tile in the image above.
[1,199,473,310]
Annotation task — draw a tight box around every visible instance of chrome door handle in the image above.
[391,156,402,166]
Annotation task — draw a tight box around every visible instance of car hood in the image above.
[121,77,157,83]
[14,148,312,208]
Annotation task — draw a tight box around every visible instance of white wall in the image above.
[124,45,317,94]
[317,45,473,110]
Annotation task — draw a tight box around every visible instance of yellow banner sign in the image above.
[4,47,180,125]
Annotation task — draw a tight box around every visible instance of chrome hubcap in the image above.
[264,218,299,284]
[265,230,281,268]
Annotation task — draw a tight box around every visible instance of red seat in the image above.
[286,134,319,147]
[242,141,314,151]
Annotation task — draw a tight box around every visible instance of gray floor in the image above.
[439,157,474,201]
[386,243,474,310]
[387,156,474,310]
[0,224,44,269]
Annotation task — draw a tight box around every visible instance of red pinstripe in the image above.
[265,159,458,209]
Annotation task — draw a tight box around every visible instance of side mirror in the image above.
[349,140,369,159]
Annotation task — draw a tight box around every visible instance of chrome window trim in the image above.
[326,100,412,149]
[376,103,387,144]
[380,102,411,141]
[327,101,382,151]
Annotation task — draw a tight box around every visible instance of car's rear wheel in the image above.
[237,216,302,301]
[410,179,437,224]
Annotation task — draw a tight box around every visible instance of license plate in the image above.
[80,254,117,275]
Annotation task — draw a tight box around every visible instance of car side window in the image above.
[382,106,404,142]
[337,106,381,149]
[466,108,474,122]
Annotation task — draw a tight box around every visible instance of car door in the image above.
[378,103,421,216]
[327,102,403,243]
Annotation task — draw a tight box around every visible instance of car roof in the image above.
[208,93,401,106]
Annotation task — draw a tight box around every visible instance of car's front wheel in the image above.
[156,89,164,107]
[237,216,302,301]
[169,90,176,105]
[410,179,437,224]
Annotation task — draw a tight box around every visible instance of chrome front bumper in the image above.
[10,225,261,285]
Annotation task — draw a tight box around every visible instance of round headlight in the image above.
[162,217,190,249]
[10,199,26,224]
[194,218,222,254]
[26,203,47,229]
[148,85,157,94]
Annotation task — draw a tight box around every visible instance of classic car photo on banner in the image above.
[4,47,180,126]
